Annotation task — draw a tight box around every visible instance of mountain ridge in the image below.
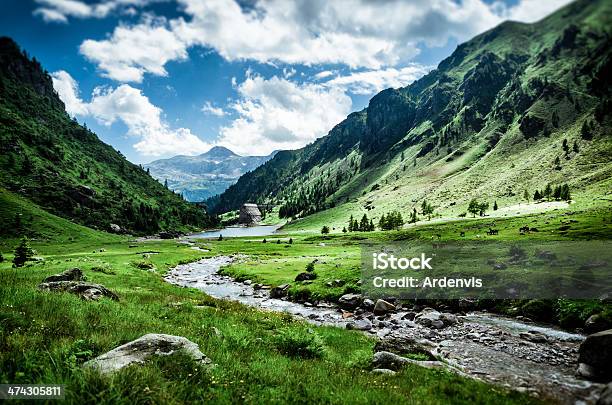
[145,146,276,202]
[207,0,612,229]
[0,36,215,235]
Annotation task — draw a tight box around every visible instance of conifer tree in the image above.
[493,201,498,210]
[12,237,33,268]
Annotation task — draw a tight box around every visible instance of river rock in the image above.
[38,281,118,301]
[338,293,362,310]
[362,298,375,310]
[598,382,612,405]
[84,334,210,374]
[578,329,612,381]
[520,331,548,343]
[373,299,396,315]
[585,314,612,334]
[270,284,290,298]
[415,309,442,327]
[346,318,372,331]
[42,268,84,282]
[440,313,458,326]
[295,272,317,282]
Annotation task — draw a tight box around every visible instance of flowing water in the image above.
[189,225,281,239]
[164,256,604,404]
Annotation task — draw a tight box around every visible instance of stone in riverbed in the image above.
[361,298,375,310]
[373,299,396,315]
[346,318,372,331]
[338,293,362,310]
[270,284,290,298]
[84,334,210,374]
[577,329,612,381]
[598,382,612,405]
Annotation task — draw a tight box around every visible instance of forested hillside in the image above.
[0,37,216,235]
[209,0,612,226]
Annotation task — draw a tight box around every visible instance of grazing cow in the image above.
[460,231,465,237]
[487,228,499,235]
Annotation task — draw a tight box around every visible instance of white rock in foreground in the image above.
[84,334,211,374]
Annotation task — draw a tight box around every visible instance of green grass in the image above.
[0,235,537,404]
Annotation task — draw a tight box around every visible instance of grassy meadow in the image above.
[0,234,538,404]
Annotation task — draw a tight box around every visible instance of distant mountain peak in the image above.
[204,146,238,159]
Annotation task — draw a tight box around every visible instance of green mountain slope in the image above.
[209,0,612,230]
[0,37,215,234]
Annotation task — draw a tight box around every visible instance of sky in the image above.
[1,0,572,163]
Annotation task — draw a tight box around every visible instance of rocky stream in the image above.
[164,256,609,404]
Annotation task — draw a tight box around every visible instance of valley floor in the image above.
[1,199,610,404]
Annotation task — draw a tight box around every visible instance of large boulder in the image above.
[38,281,118,301]
[372,351,450,373]
[338,293,362,310]
[415,309,457,329]
[371,351,409,371]
[374,336,437,360]
[373,299,396,315]
[577,329,612,381]
[295,272,317,282]
[84,334,210,374]
[415,309,442,327]
[270,284,290,298]
[42,268,83,283]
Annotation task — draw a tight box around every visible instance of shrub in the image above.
[321,225,330,234]
[305,261,315,272]
[521,299,554,322]
[272,328,326,359]
[131,260,155,271]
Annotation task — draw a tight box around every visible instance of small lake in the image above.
[189,225,281,239]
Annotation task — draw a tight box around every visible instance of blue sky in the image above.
[1,0,570,163]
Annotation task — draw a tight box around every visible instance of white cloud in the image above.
[80,17,188,82]
[33,0,154,23]
[34,8,69,23]
[77,0,572,83]
[494,0,574,23]
[324,65,432,95]
[314,71,335,80]
[201,101,225,117]
[51,70,210,157]
[217,75,352,155]
[51,70,89,115]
